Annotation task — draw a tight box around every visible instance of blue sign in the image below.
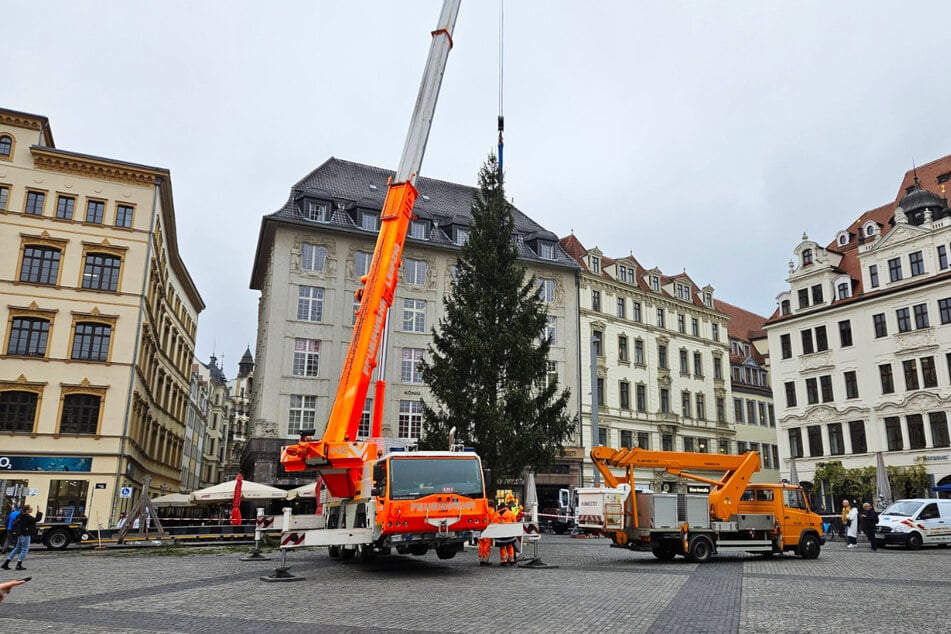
[0,456,93,472]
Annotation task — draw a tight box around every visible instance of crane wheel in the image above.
[614,530,629,546]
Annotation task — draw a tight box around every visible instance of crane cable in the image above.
[497,0,504,173]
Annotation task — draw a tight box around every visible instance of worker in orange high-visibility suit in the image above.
[478,499,497,566]
[495,502,517,565]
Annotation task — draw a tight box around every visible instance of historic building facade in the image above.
[0,107,203,526]
[560,235,737,491]
[226,348,253,479]
[246,158,582,498]
[766,155,951,499]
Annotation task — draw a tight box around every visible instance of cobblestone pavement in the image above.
[0,535,947,633]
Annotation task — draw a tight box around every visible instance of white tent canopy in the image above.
[286,482,321,500]
[190,479,287,503]
[151,493,194,507]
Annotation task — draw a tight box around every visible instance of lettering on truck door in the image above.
[782,488,807,544]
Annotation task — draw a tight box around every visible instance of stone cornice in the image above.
[31,147,160,187]
[0,111,45,131]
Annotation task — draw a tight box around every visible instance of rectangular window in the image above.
[801,329,814,354]
[819,375,834,402]
[620,429,633,449]
[657,344,667,369]
[539,242,555,260]
[913,303,929,329]
[596,378,605,406]
[56,195,75,219]
[885,416,903,451]
[734,398,745,423]
[25,191,45,215]
[679,349,689,374]
[632,301,642,322]
[85,199,104,224]
[888,257,903,282]
[660,388,670,413]
[0,391,38,433]
[696,394,706,420]
[402,299,426,333]
[711,323,719,341]
[297,286,324,322]
[811,284,823,304]
[829,423,844,455]
[593,330,604,357]
[869,264,879,288]
[907,414,926,450]
[401,348,425,384]
[409,220,428,239]
[59,394,101,434]
[287,394,317,435]
[839,320,853,347]
[662,433,673,452]
[20,246,61,285]
[930,412,950,448]
[909,251,925,276]
[788,428,803,459]
[683,437,694,452]
[636,384,646,412]
[537,278,555,303]
[616,297,625,318]
[361,213,378,231]
[292,338,319,377]
[354,251,372,276]
[714,356,722,380]
[807,425,823,457]
[82,253,121,291]
[879,364,894,394]
[619,381,630,410]
[677,314,686,333]
[591,290,601,312]
[691,318,699,336]
[7,318,50,357]
[806,378,818,405]
[358,398,372,439]
[873,313,887,338]
[844,371,858,399]
[656,308,665,328]
[115,204,134,228]
[780,334,792,359]
[798,288,809,309]
[398,401,423,439]
[543,317,556,345]
[693,352,702,377]
[618,336,628,362]
[849,421,867,454]
[921,356,937,388]
[716,397,725,423]
[0,186,8,211]
[939,298,951,325]
[634,339,644,365]
[747,400,757,425]
[784,382,797,407]
[939,245,949,270]
[903,359,919,390]
[301,243,327,272]
[545,361,558,388]
[403,259,428,286]
[758,402,766,426]
[815,325,828,352]
[71,322,111,361]
[305,201,328,222]
[682,391,691,418]
[637,432,650,451]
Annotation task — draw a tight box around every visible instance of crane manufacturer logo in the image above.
[409,500,476,513]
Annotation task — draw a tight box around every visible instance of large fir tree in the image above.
[418,154,575,492]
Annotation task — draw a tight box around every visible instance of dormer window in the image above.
[703,292,713,308]
[454,227,468,245]
[837,232,849,247]
[0,134,12,159]
[538,241,555,260]
[409,220,428,240]
[361,212,378,231]
[304,200,328,222]
[802,249,813,266]
[618,265,628,283]
[781,299,791,315]
[591,256,600,273]
[650,275,659,291]
[676,284,690,301]
[863,221,878,237]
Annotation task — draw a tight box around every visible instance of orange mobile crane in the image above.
[583,446,825,562]
[278,0,498,561]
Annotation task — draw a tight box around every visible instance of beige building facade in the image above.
[0,108,202,528]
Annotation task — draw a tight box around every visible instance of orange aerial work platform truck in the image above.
[583,446,825,562]
[278,0,516,563]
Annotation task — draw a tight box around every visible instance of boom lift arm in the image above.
[590,446,761,522]
[281,0,462,500]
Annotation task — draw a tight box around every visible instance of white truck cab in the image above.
[875,498,951,549]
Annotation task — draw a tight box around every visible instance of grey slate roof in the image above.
[265,157,579,269]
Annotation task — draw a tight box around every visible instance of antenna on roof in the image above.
[497,0,505,174]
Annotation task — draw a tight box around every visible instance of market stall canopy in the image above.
[150,493,194,507]
[190,479,287,503]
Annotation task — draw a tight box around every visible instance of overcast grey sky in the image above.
[8,1,951,377]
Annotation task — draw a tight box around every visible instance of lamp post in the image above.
[590,332,601,486]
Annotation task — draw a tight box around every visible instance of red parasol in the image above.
[230,474,243,526]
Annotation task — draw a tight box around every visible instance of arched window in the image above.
[802,249,813,265]
[0,135,13,158]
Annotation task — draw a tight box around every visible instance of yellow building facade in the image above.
[0,108,202,531]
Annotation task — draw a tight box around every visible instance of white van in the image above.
[875,498,951,549]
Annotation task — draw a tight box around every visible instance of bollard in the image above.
[241,507,271,561]
[261,507,304,582]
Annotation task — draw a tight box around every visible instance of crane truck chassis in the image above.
[586,446,825,562]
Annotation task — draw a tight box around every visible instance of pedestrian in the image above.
[862,502,879,551]
[0,579,27,604]
[495,501,517,566]
[843,499,859,548]
[116,512,128,529]
[1,504,41,571]
[478,500,497,566]
[2,506,20,554]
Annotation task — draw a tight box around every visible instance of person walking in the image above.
[478,500,497,566]
[843,499,859,548]
[862,502,879,551]
[1,505,41,571]
[2,506,20,554]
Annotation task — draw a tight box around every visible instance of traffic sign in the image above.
[120,487,133,498]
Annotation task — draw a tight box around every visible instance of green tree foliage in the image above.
[814,460,931,505]
[417,154,575,492]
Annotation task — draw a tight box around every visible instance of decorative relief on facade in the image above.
[800,351,834,372]
[0,112,43,130]
[31,149,158,187]
[895,329,936,353]
[807,405,838,422]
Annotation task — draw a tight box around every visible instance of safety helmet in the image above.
[505,492,515,503]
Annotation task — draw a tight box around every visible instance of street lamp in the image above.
[590,332,601,486]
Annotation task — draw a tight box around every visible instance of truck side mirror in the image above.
[559,488,570,509]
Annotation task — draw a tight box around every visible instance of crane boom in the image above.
[281,1,461,500]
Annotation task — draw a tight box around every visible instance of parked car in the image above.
[875,498,951,549]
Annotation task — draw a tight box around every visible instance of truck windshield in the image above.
[389,456,484,500]
[882,500,922,517]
